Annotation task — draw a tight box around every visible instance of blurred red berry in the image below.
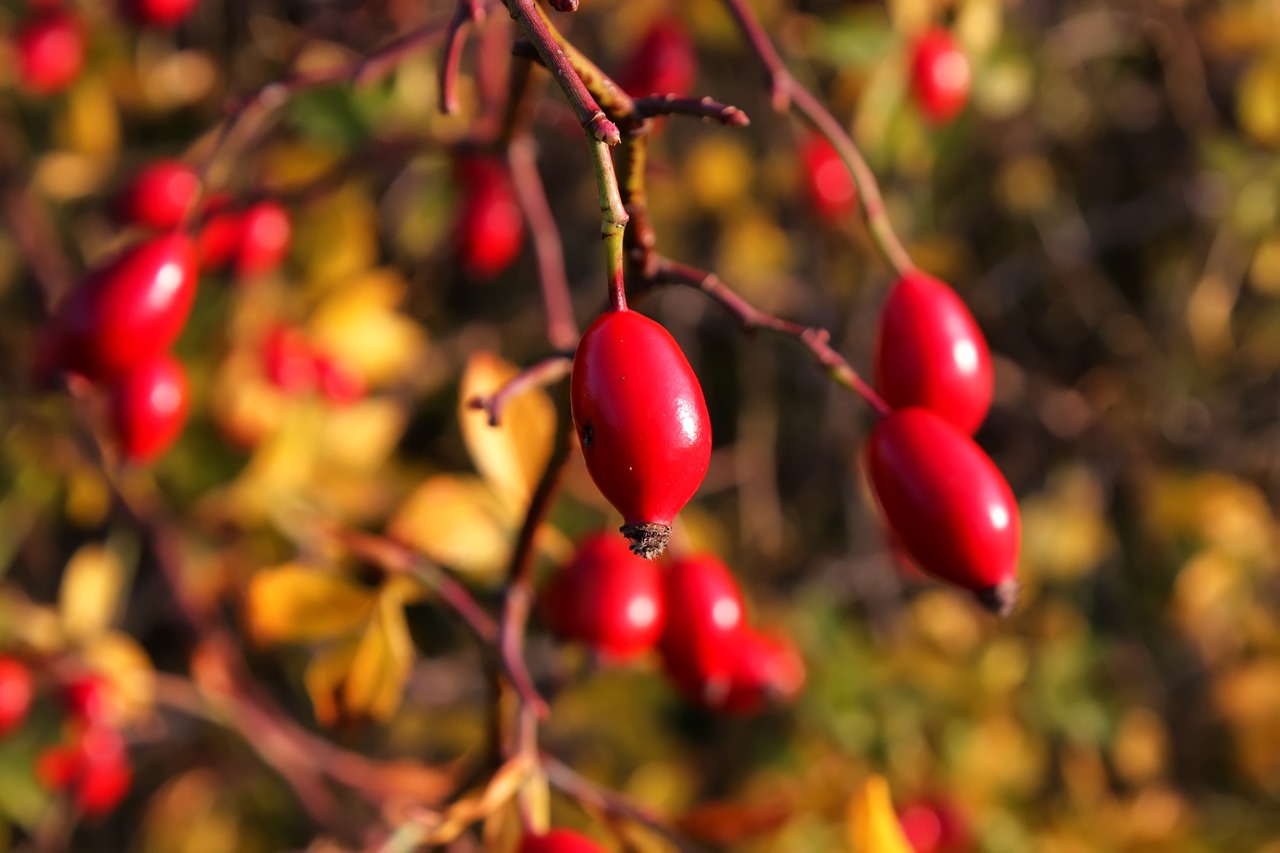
[616,18,696,98]
[898,796,973,853]
[116,160,202,230]
[36,744,82,791]
[314,353,365,405]
[16,9,84,96]
[909,27,970,125]
[57,233,199,381]
[36,725,133,818]
[518,828,608,853]
[262,326,317,395]
[658,554,747,705]
[196,193,240,271]
[456,156,524,280]
[0,657,34,737]
[121,0,200,27]
[62,673,116,727]
[235,201,291,277]
[541,533,666,661]
[801,134,858,222]
[717,628,806,715]
[108,353,190,462]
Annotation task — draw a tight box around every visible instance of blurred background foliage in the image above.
[2,0,1280,850]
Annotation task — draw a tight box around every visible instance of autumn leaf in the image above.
[342,587,415,722]
[59,543,128,643]
[245,563,375,645]
[388,474,515,580]
[847,776,914,853]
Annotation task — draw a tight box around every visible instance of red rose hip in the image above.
[519,829,607,853]
[615,18,696,98]
[659,554,746,705]
[717,628,806,715]
[909,27,971,125]
[455,156,523,280]
[16,9,85,96]
[865,408,1019,615]
[235,200,291,276]
[121,0,200,28]
[116,160,202,230]
[801,134,857,222]
[541,533,666,661]
[0,657,33,737]
[108,353,190,462]
[874,271,993,435]
[57,233,198,380]
[570,308,711,557]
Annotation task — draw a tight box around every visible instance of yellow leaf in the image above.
[295,185,381,287]
[459,352,556,511]
[80,631,155,726]
[304,639,358,727]
[307,268,430,385]
[317,397,409,472]
[257,141,344,192]
[343,590,414,722]
[847,776,913,853]
[244,564,375,645]
[387,474,513,580]
[57,77,120,159]
[1239,54,1280,148]
[59,544,126,642]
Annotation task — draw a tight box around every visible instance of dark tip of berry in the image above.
[975,578,1019,617]
[620,522,670,560]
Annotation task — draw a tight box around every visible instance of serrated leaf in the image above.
[245,564,375,645]
[342,590,414,722]
[459,352,556,511]
[387,474,513,580]
[59,544,126,643]
[847,776,913,853]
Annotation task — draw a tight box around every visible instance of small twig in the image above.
[542,755,707,853]
[441,0,487,115]
[632,95,750,127]
[718,0,914,277]
[645,257,890,416]
[467,354,573,426]
[508,137,579,350]
[588,137,630,310]
[502,0,620,144]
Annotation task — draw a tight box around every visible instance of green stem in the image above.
[589,138,630,310]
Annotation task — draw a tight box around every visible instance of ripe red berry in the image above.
[717,628,806,715]
[196,193,240,271]
[314,353,365,405]
[908,27,970,125]
[121,0,200,27]
[898,796,973,853]
[15,9,85,96]
[658,554,746,705]
[801,134,857,222]
[615,18,696,98]
[61,673,117,726]
[235,201,291,276]
[518,829,607,853]
[261,326,317,395]
[108,353,190,462]
[36,725,132,818]
[541,533,666,661]
[57,233,199,381]
[570,309,712,558]
[456,156,523,280]
[864,408,1020,615]
[0,657,34,737]
[874,271,993,435]
[116,160,202,230]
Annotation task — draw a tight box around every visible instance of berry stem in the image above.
[631,95,751,126]
[589,137,631,311]
[718,0,915,278]
[502,0,620,145]
[466,354,573,426]
[439,0,486,115]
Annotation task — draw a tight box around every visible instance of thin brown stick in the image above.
[632,95,750,127]
[441,0,487,115]
[508,138,579,350]
[467,354,573,426]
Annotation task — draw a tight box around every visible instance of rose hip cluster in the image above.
[0,659,133,818]
[541,535,805,716]
[38,159,294,462]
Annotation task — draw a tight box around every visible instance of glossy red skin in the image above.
[801,134,857,222]
[36,725,132,817]
[898,797,973,853]
[262,326,317,394]
[58,233,198,381]
[16,10,85,96]
[0,657,34,737]
[62,673,116,726]
[108,353,190,462]
[314,353,365,405]
[122,0,200,27]
[235,201,291,276]
[865,408,1019,594]
[117,160,202,230]
[658,554,746,704]
[456,157,523,280]
[616,18,696,98]
[718,628,806,715]
[541,533,666,661]
[571,309,711,531]
[909,27,970,125]
[874,271,993,435]
[518,829,608,853]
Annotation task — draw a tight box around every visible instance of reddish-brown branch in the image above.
[508,137,579,350]
[718,0,914,277]
[466,354,573,426]
[644,257,890,417]
[632,95,750,127]
[440,0,487,115]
